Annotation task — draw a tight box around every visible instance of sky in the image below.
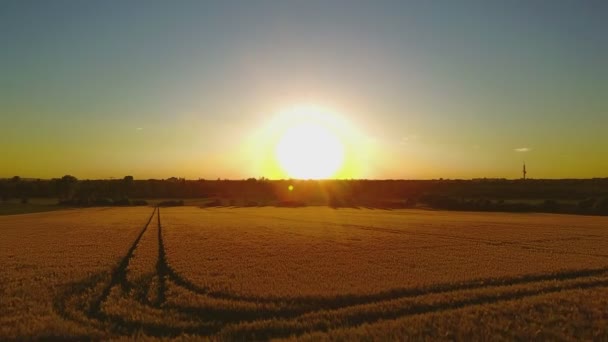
[1,0,607,179]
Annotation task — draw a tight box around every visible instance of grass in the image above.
[1,206,607,339]
[0,198,66,215]
[0,203,66,216]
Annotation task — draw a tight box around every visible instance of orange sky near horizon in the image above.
[1,2,607,180]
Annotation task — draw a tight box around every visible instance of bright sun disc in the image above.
[276,122,344,179]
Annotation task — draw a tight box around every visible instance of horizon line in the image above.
[2,176,608,182]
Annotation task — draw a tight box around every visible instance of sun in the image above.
[275,121,344,179]
[251,103,367,179]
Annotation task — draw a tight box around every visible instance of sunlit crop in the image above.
[1,206,607,339]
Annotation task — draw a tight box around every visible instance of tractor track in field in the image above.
[154,208,168,308]
[88,207,158,316]
[54,207,608,339]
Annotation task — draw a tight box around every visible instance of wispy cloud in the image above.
[514,147,531,152]
[136,127,143,131]
[399,135,418,145]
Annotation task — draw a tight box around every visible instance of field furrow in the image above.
[4,206,608,339]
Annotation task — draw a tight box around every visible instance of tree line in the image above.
[2,176,608,214]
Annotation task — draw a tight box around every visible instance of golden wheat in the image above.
[0,207,153,339]
[162,207,608,297]
[1,206,607,339]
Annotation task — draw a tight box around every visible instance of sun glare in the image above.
[266,105,346,179]
[250,104,369,179]
[276,121,344,179]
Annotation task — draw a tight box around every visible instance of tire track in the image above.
[53,207,157,332]
[164,247,608,307]
[158,210,608,317]
[155,208,167,307]
[89,207,157,316]
[156,211,608,334]
[218,278,608,340]
[54,207,608,339]
[161,268,608,326]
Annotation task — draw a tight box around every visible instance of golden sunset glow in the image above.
[248,104,371,180]
[3,3,608,340]
[276,121,344,179]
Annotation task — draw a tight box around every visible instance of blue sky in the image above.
[1,1,607,179]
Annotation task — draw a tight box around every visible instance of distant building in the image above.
[522,163,527,180]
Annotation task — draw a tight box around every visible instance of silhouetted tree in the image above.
[57,175,78,200]
[122,175,134,197]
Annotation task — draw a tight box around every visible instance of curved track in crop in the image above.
[54,207,608,339]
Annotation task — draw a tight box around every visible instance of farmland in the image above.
[1,206,608,340]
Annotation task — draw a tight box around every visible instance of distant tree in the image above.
[57,175,78,200]
[122,176,134,197]
[16,180,32,201]
[61,175,77,182]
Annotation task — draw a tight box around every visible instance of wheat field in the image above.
[1,206,607,340]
